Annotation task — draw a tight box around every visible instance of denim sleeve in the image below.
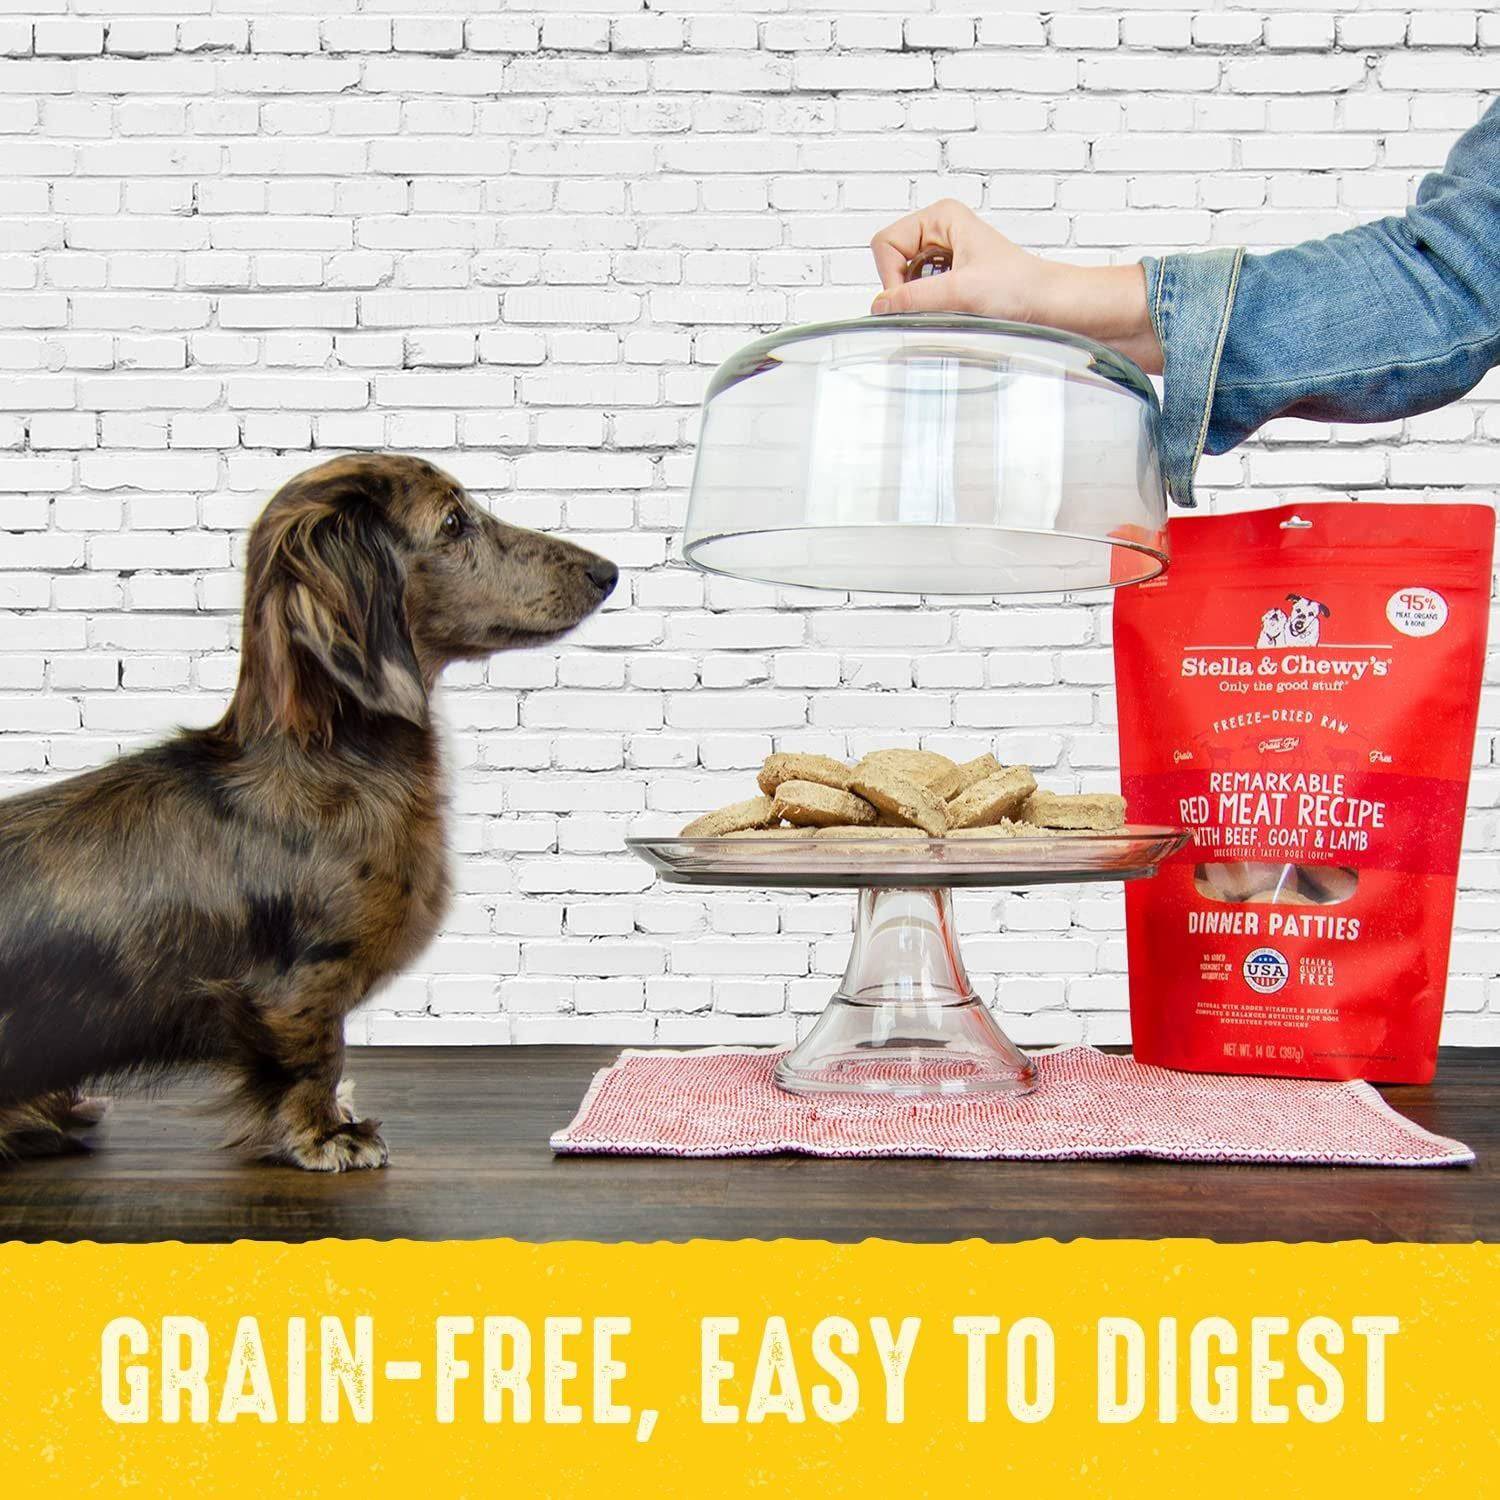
[1140,97,1500,509]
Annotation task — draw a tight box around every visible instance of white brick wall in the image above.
[0,3,1497,1049]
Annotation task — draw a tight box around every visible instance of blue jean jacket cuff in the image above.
[1139,247,1245,509]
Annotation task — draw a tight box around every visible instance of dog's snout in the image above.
[586,558,619,599]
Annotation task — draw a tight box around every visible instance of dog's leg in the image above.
[270,1056,387,1174]
[222,982,387,1173]
[0,1092,100,1160]
[58,1091,110,1128]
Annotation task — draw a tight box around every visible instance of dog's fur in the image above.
[0,454,617,1170]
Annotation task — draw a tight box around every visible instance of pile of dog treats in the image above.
[680,749,1126,839]
[1193,861,1358,906]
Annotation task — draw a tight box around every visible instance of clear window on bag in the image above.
[1193,862,1358,907]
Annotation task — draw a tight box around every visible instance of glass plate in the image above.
[627,826,1188,890]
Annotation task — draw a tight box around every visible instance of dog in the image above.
[1256,607,1289,648]
[1284,593,1329,646]
[0,454,617,1170]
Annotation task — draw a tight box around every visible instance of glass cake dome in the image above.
[683,305,1168,596]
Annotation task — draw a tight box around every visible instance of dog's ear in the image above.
[246,472,425,744]
[1285,593,1302,604]
[1317,602,1330,618]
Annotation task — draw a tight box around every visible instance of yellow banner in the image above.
[0,1239,1494,1497]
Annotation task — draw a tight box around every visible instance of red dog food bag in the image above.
[1114,502,1494,1083]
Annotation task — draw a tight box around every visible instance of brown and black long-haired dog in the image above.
[0,454,617,1170]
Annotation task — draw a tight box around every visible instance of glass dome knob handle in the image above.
[904,245,952,281]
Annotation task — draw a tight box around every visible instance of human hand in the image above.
[868,199,1163,374]
[869,199,1058,322]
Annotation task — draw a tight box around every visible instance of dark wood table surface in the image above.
[0,1046,1493,1245]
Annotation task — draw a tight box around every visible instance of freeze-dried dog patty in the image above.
[947,766,1037,829]
[756,752,852,795]
[1196,860,1288,902]
[852,748,955,789]
[1019,791,1126,831]
[946,820,1048,839]
[816,824,926,840]
[680,795,777,838]
[772,779,877,828]
[723,825,819,839]
[930,753,1002,802]
[848,765,950,836]
[1296,864,1358,903]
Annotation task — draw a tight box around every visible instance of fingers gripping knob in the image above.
[904,245,953,282]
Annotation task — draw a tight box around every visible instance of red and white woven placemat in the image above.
[551,1045,1473,1166]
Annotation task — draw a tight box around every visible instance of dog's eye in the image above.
[441,508,467,540]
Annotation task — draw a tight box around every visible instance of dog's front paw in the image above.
[285,1117,389,1173]
[66,1095,110,1127]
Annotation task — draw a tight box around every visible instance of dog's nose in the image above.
[586,558,619,598]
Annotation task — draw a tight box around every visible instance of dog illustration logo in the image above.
[1256,607,1288,647]
[1257,595,1330,647]
[1284,593,1330,645]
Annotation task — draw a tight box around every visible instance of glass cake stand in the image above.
[627,829,1187,1098]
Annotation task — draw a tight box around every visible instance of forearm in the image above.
[1031,262,1163,375]
[1209,214,1500,452]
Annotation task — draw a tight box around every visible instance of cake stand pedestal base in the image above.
[629,825,1187,1098]
[774,885,1037,1098]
